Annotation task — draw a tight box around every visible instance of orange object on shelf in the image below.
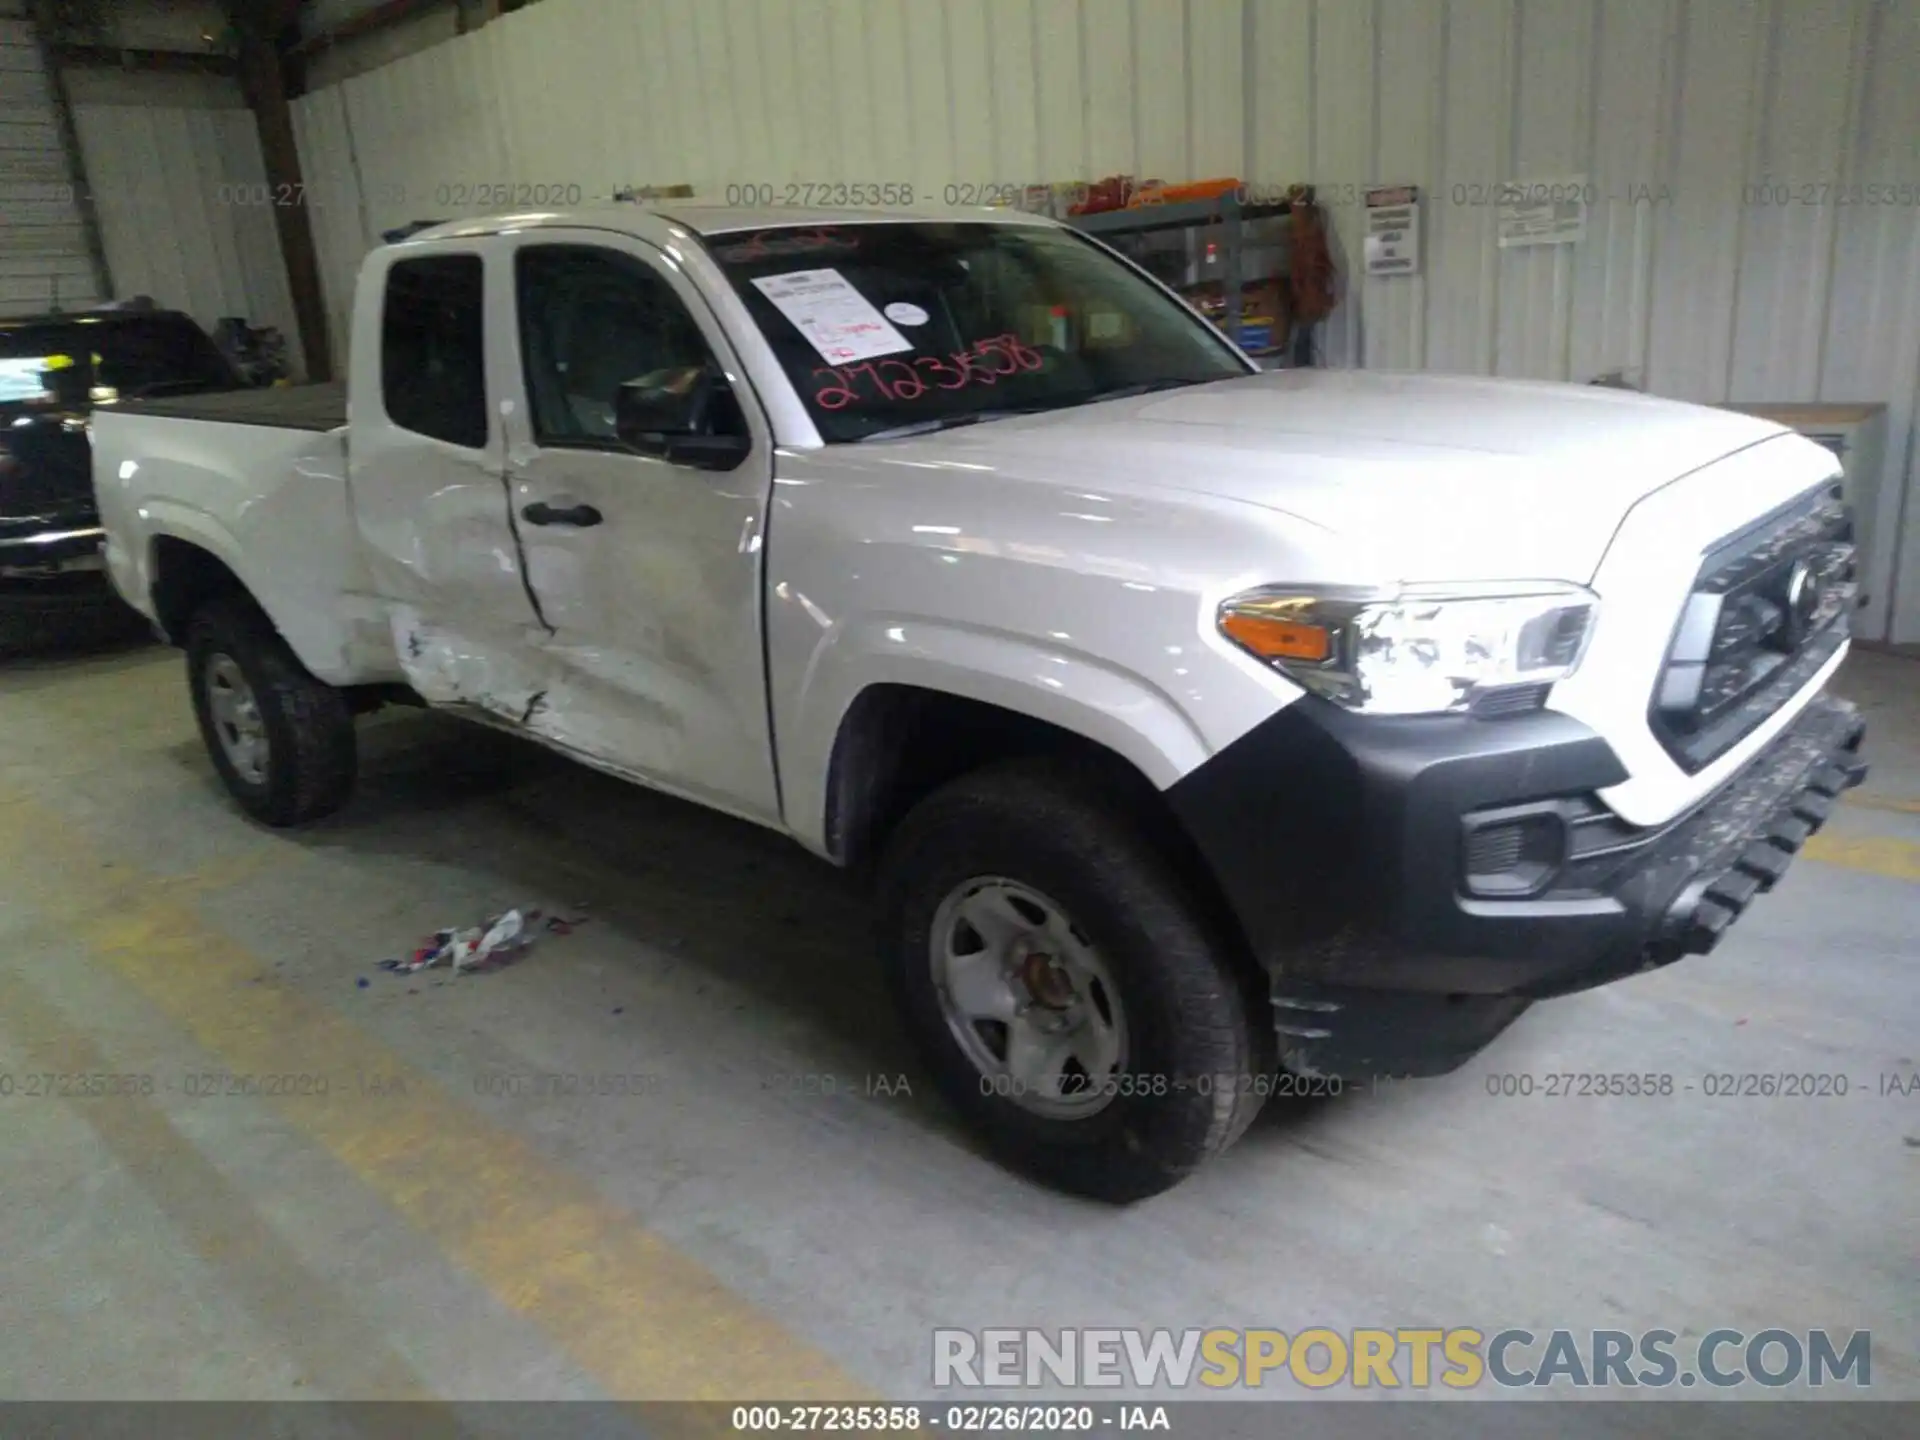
[1133,177,1242,207]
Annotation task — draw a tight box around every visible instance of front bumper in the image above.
[0,524,113,607]
[1166,691,1867,1080]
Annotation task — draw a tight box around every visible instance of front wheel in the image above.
[877,759,1271,1202]
[187,598,356,826]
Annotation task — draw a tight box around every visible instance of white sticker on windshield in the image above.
[883,301,930,327]
[751,268,913,364]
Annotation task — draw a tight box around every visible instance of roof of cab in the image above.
[394,202,1061,247]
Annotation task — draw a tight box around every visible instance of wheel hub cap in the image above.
[1016,949,1076,1009]
[206,653,269,786]
[930,877,1129,1119]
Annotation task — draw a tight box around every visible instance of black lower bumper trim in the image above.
[1168,691,1867,1081]
[1656,717,1867,960]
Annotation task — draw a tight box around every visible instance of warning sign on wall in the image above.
[1363,185,1421,277]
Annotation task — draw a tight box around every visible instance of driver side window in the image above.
[515,245,728,447]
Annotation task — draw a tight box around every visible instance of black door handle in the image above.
[522,500,603,527]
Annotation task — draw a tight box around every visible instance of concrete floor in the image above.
[0,639,1913,1420]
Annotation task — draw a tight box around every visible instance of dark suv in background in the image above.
[1,308,241,649]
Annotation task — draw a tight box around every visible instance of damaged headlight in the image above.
[1217,583,1597,716]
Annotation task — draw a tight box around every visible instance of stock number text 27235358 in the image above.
[809,333,1045,410]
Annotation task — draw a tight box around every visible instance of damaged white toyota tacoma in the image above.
[93,205,1867,1200]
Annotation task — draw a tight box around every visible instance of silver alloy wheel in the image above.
[205,653,269,785]
[930,877,1129,1119]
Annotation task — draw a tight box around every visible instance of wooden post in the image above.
[230,3,333,381]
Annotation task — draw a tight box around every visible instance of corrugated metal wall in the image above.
[0,0,103,312]
[287,0,1920,633]
[67,75,304,373]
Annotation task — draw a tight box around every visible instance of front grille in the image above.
[1650,481,1854,773]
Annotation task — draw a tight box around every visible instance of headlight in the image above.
[1217,583,1597,715]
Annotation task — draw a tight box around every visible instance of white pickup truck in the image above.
[94,204,1867,1199]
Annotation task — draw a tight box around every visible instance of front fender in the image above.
[760,442,1327,857]
[780,615,1215,854]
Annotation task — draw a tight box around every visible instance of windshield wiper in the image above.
[857,409,1034,443]
[1074,377,1203,405]
[854,380,1202,442]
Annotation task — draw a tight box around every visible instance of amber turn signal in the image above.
[1219,610,1333,662]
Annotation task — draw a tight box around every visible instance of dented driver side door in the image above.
[489,230,782,827]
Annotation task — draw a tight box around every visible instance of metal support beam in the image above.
[288,0,454,58]
[230,4,333,380]
[27,2,111,305]
[48,43,238,76]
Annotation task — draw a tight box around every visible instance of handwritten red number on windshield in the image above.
[811,367,859,410]
[950,349,996,385]
[916,357,967,391]
[1005,334,1045,371]
[814,336,1039,411]
[970,338,1017,376]
[845,362,893,400]
[974,332,1044,373]
[879,359,925,400]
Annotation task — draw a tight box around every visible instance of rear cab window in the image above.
[708,221,1250,443]
[381,255,488,448]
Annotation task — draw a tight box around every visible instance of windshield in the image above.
[0,314,237,410]
[710,222,1251,443]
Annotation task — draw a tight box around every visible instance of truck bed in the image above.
[120,381,347,432]
[92,389,394,685]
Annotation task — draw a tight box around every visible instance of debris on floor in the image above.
[372,903,588,981]
[545,902,591,936]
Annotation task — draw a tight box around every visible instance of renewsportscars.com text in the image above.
[932,1327,1871,1390]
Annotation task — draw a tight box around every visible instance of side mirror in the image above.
[614,367,751,471]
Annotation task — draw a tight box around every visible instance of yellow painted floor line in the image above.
[1843,791,1920,816]
[0,787,866,1403]
[0,971,456,1412]
[1803,832,1920,883]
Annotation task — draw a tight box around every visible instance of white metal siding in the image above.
[0,0,100,312]
[68,86,305,375]
[288,0,1920,638]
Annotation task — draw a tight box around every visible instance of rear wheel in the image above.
[878,759,1270,1202]
[186,598,356,826]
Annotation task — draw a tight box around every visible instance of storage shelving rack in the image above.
[1066,190,1302,363]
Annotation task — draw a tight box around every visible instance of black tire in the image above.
[877,758,1271,1202]
[186,597,356,826]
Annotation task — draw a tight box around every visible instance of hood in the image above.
[856,370,1797,583]
[0,406,96,529]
